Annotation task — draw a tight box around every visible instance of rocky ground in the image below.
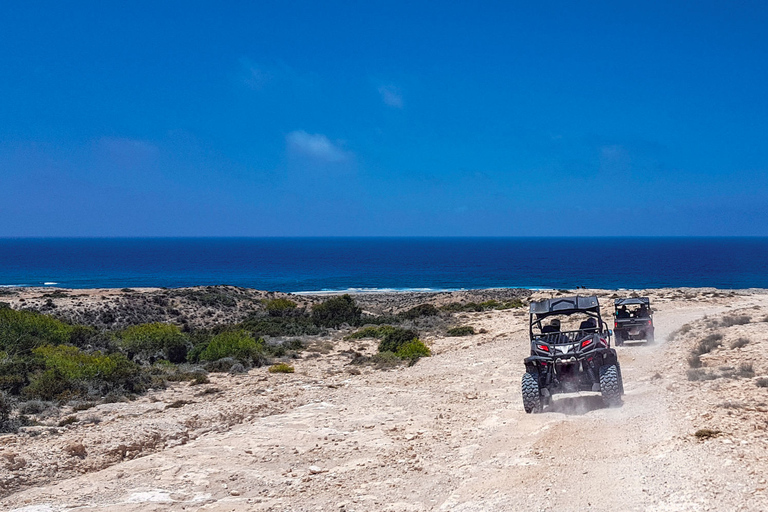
[2,287,768,511]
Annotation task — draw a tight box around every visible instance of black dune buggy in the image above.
[521,296,624,413]
[613,297,654,345]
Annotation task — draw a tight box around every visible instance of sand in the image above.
[2,287,768,511]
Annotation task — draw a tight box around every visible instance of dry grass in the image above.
[694,428,721,439]
[719,315,751,327]
[64,442,87,458]
[730,337,750,349]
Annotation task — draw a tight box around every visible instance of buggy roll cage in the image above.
[614,297,650,307]
[614,297,652,313]
[529,296,607,341]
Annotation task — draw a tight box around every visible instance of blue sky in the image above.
[1,1,767,236]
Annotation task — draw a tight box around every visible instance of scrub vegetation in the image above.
[0,289,494,431]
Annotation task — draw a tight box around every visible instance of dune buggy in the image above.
[521,296,624,413]
[613,297,654,345]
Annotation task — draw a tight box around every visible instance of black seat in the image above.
[579,318,597,332]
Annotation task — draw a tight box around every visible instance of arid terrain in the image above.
[2,287,768,511]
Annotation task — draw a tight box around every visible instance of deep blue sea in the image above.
[1,238,767,291]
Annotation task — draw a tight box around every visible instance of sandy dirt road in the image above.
[3,292,768,511]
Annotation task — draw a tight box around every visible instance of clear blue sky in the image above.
[2,1,767,236]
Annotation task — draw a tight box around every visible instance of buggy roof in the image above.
[614,297,650,306]
[529,296,600,316]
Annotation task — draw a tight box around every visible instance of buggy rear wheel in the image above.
[599,364,623,407]
[521,372,542,413]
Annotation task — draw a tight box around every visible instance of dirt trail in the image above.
[3,293,768,511]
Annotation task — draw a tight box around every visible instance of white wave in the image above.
[43,282,58,286]
[295,287,467,295]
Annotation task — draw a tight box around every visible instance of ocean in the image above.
[1,237,767,291]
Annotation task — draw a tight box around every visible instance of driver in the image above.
[617,305,630,318]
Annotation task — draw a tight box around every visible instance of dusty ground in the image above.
[2,288,768,511]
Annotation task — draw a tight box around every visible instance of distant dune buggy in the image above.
[521,296,624,413]
[613,297,654,345]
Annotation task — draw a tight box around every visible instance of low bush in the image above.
[668,323,692,342]
[166,399,193,409]
[687,354,702,368]
[395,339,431,361]
[756,377,768,388]
[58,415,78,426]
[239,315,323,337]
[204,357,238,373]
[720,315,751,327]
[694,428,721,439]
[172,287,237,307]
[71,401,96,412]
[347,325,397,340]
[311,295,362,328]
[378,328,419,353]
[441,299,524,313]
[117,323,189,364]
[198,331,263,364]
[730,337,750,349]
[24,345,144,400]
[447,326,475,337]
[686,368,718,381]
[736,363,755,378]
[268,363,295,373]
[264,298,298,317]
[398,304,439,320]
[371,351,402,368]
[18,399,54,415]
[692,334,723,356]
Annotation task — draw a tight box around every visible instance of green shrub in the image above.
[378,328,419,353]
[172,287,237,307]
[283,339,305,350]
[311,295,362,328]
[442,302,483,313]
[398,304,439,320]
[347,325,397,340]
[0,308,74,353]
[0,391,13,432]
[268,363,295,373]
[447,326,475,337]
[33,345,134,381]
[371,351,402,368]
[199,331,263,363]
[24,345,143,400]
[441,299,524,313]
[396,339,431,361]
[264,298,298,317]
[239,315,323,337]
[0,358,39,395]
[117,323,189,363]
